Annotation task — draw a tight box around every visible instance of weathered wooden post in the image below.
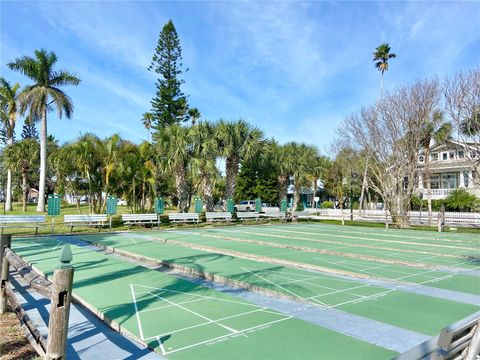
[46,244,74,360]
[0,234,12,314]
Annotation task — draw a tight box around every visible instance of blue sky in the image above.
[1,1,479,154]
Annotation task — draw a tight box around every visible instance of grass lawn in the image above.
[1,202,479,236]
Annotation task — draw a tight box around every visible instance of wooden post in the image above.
[0,234,12,314]
[46,245,74,360]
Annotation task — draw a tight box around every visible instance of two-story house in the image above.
[416,140,479,199]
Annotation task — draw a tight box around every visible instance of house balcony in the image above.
[428,188,454,199]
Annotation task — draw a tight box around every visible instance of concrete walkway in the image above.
[9,270,163,360]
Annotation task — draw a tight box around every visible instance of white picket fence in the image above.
[307,208,480,227]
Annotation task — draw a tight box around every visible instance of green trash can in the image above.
[255,198,262,213]
[226,198,235,213]
[195,197,203,214]
[154,198,165,215]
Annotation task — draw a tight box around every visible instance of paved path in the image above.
[10,270,163,360]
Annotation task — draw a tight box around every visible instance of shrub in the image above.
[321,201,334,209]
[445,189,479,212]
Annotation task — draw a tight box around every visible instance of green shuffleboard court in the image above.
[12,222,479,359]
[12,236,397,360]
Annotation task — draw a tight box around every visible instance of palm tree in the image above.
[217,119,264,199]
[309,155,329,209]
[373,43,396,96]
[0,78,21,211]
[188,107,201,126]
[191,121,219,211]
[420,111,452,225]
[141,112,153,142]
[2,139,39,212]
[8,49,80,212]
[155,125,191,212]
[284,142,318,211]
[271,142,293,205]
[460,107,480,136]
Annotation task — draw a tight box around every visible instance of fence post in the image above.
[0,234,12,314]
[46,244,74,360]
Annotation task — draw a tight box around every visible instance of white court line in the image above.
[241,267,330,308]
[142,307,274,341]
[289,222,478,240]
[156,336,166,355]
[139,297,208,314]
[147,291,239,334]
[52,239,64,251]
[133,284,262,308]
[130,284,145,340]
[163,316,293,356]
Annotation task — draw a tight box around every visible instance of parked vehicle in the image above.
[234,200,256,212]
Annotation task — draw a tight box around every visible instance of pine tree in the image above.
[21,117,39,140]
[148,20,189,128]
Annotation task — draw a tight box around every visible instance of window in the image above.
[418,155,425,163]
[449,152,455,159]
[441,173,458,189]
[458,150,464,158]
[403,176,409,190]
[442,153,448,160]
[431,153,438,161]
[430,175,440,189]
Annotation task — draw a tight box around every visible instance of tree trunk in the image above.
[22,173,28,213]
[225,156,239,199]
[358,156,369,214]
[201,170,214,211]
[175,163,188,212]
[424,147,432,226]
[5,134,13,211]
[36,108,47,212]
[292,185,301,212]
[277,174,287,205]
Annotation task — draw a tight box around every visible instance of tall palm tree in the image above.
[271,142,293,205]
[191,121,219,211]
[217,119,264,199]
[373,43,396,97]
[155,125,192,212]
[284,142,318,211]
[3,139,39,212]
[188,107,201,126]
[8,49,80,212]
[309,155,329,209]
[0,78,20,211]
[141,112,153,142]
[420,111,452,225]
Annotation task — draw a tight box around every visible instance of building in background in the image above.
[416,140,479,199]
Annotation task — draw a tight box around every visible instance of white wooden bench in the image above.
[0,215,46,235]
[291,211,312,221]
[205,212,232,223]
[236,212,260,222]
[122,214,159,229]
[168,213,200,224]
[261,211,287,221]
[64,214,108,232]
